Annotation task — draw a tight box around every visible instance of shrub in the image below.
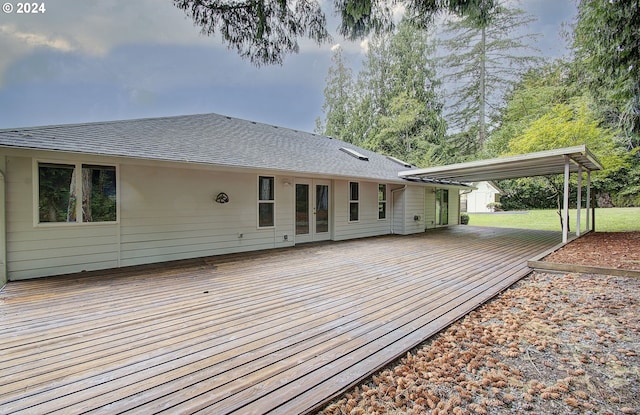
[486,202,503,212]
[460,213,470,225]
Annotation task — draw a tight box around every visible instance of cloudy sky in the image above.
[0,0,577,132]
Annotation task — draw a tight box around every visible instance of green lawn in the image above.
[466,207,640,232]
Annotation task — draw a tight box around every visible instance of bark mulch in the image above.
[545,232,640,271]
[316,232,640,415]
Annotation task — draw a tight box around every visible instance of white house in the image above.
[461,181,503,213]
[0,113,467,282]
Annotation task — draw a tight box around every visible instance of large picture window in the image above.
[38,162,117,223]
[378,184,387,220]
[349,182,359,222]
[258,176,275,228]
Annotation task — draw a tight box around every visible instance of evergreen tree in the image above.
[315,46,355,141]
[572,0,640,153]
[438,1,540,157]
[571,0,640,206]
[317,19,448,166]
[359,19,448,166]
[174,0,503,65]
[315,47,374,147]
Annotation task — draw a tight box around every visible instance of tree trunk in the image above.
[547,176,569,233]
[82,168,92,222]
[556,193,570,233]
[66,168,77,222]
[478,25,486,150]
[597,192,614,208]
[48,204,57,222]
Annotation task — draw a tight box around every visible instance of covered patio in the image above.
[0,226,560,414]
[400,145,604,243]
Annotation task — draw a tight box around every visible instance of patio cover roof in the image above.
[398,145,603,182]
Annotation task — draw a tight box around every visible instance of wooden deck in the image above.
[0,226,560,415]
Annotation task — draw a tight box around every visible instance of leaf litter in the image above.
[317,233,640,415]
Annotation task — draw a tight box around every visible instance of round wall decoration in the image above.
[215,192,229,204]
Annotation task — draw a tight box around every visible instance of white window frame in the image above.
[257,175,276,228]
[349,181,359,222]
[378,184,387,220]
[33,159,119,227]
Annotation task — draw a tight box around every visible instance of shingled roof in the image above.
[0,113,428,183]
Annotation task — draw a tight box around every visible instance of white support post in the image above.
[0,158,5,288]
[587,170,595,230]
[563,156,570,244]
[576,165,582,237]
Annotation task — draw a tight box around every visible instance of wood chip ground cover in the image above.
[545,232,640,270]
[317,271,640,415]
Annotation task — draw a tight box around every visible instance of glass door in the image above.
[436,188,449,226]
[295,179,330,242]
[295,183,310,240]
[315,183,330,238]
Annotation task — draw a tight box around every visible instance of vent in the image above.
[386,155,412,168]
[340,147,369,161]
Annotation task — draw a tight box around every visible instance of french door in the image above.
[436,188,449,226]
[295,179,331,243]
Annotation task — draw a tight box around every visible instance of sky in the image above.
[0,0,577,133]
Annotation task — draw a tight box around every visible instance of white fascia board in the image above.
[398,145,603,181]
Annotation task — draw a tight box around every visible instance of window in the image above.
[258,176,275,227]
[349,182,359,222]
[38,162,117,224]
[378,184,387,219]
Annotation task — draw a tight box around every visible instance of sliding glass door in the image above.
[436,189,449,226]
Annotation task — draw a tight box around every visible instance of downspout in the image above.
[390,185,407,235]
[0,165,6,289]
[459,188,472,217]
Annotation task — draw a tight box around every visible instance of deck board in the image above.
[0,226,560,414]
